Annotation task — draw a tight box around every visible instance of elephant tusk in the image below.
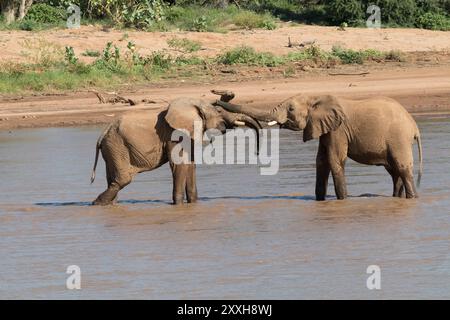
[267,121,278,126]
[234,120,246,126]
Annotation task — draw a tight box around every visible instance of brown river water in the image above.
[0,116,449,299]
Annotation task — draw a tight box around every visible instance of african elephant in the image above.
[90,96,261,205]
[216,94,423,200]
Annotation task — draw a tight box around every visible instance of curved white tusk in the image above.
[267,121,278,126]
[234,120,246,126]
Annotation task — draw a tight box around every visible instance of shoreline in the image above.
[1,65,450,131]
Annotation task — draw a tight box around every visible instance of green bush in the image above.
[167,38,202,52]
[327,0,364,25]
[216,46,283,67]
[331,46,384,64]
[86,0,166,28]
[19,20,39,31]
[416,12,450,30]
[24,3,65,24]
[231,10,276,30]
[365,0,418,26]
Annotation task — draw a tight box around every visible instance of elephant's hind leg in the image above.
[385,166,404,197]
[388,146,417,199]
[93,163,135,205]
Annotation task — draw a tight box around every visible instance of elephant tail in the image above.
[415,132,423,188]
[91,125,110,184]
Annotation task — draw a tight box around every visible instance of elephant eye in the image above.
[288,106,295,112]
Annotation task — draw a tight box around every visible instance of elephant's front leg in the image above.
[315,143,330,201]
[170,163,189,205]
[330,163,347,200]
[185,164,198,203]
[326,137,348,200]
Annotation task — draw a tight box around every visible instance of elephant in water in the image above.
[217,94,423,200]
[90,95,261,205]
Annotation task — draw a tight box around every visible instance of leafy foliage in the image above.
[25,3,65,24]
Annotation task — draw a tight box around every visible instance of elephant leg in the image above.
[170,162,188,205]
[330,163,347,200]
[398,167,417,199]
[93,160,134,205]
[185,164,198,203]
[315,143,330,201]
[93,178,132,205]
[389,146,417,199]
[93,183,120,205]
[385,166,404,197]
[326,136,348,200]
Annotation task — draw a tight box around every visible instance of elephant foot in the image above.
[92,198,114,206]
[172,197,185,205]
[187,194,198,203]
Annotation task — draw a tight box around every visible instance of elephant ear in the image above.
[303,95,346,142]
[165,98,207,137]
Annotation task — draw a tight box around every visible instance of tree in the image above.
[1,0,34,24]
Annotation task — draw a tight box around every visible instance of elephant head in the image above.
[164,97,262,151]
[215,94,346,142]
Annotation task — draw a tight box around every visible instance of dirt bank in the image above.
[1,65,449,130]
[1,25,450,64]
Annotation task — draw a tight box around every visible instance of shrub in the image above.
[327,0,364,25]
[24,4,65,24]
[19,20,39,31]
[87,0,166,28]
[167,38,202,53]
[231,10,276,30]
[331,46,384,64]
[65,46,78,65]
[416,12,450,30]
[190,15,209,32]
[363,0,418,27]
[216,46,283,67]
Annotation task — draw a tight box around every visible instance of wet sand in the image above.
[0,116,449,299]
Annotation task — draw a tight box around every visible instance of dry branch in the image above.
[90,90,138,105]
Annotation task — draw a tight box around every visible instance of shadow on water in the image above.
[34,193,387,207]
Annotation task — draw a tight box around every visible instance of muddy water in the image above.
[0,117,449,299]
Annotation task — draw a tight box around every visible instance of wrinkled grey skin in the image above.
[91,98,261,205]
[217,94,423,200]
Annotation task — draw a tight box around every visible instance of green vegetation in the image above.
[167,38,202,53]
[0,41,408,94]
[82,49,101,57]
[216,46,283,66]
[2,1,448,32]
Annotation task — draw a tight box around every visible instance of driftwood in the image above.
[90,90,138,105]
[328,71,370,76]
[90,89,234,107]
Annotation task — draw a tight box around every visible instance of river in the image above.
[0,116,449,299]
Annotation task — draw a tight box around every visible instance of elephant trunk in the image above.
[215,100,279,124]
[235,113,261,156]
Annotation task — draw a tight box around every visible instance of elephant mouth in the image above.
[280,119,301,131]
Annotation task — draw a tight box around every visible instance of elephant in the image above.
[216,94,423,200]
[90,95,261,205]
